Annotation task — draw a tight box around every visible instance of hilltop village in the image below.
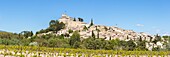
[40,14,153,40]
[0,14,169,51]
[37,14,166,50]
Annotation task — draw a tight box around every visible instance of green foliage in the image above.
[37,20,65,34]
[96,29,100,39]
[136,40,148,51]
[69,31,81,47]
[73,18,76,21]
[126,40,136,51]
[57,34,65,39]
[48,20,65,33]
[20,31,33,38]
[82,37,95,49]
[91,30,95,39]
[68,29,73,33]
[104,26,108,31]
[78,17,83,22]
[152,47,161,51]
[93,38,106,49]
[49,20,56,26]
[83,26,88,31]
[88,19,94,28]
[48,38,57,47]
[73,41,81,48]
[47,38,69,48]
[0,38,21,45]
[163,36,170,50]
[153,34,162,44]
[83,37,107,50]
[0,31,150,51]
[36,29,47,34]
[105,39,120,50]
[162,36,169,39]
[0,32,21,39]
[20,38,31,46]
[0,28,165,51]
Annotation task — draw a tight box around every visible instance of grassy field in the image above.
[0,45,169,57]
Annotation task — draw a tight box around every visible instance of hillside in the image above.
[0,14,167,51]
[0,30,5,32]
[44,14,155,41]
[36,14,167,50]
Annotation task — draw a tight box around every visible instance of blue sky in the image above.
[0,0,170,35]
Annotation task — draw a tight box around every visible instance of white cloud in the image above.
[136,24,144,27]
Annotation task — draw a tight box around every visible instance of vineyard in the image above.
[0,45,169,57]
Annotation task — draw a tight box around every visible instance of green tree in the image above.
[0,32,21,39]
[21,31,33,38]
[94,39,106,49]
[48,20,65,33]
[20,38,31,46]
[78,17,84,22]
[73,41,81,48]
[49,20,56,26]
[88,19,94,28]
[119,40,136,51]
[106,39,120,50]
[96,29,100,38]
[152,47,161,51]
[90,19,94,26]
[69,31,81,47]
[48,38,57,47]
[126,40,136,51]
[104,26,108,31]
[91,30,95,39]
[83,37,106,50]
[136,40,147,50]
[163,36,170,50]
[82,37,95,49]
[153,34,161,44]
[68,29,73,33]
[73,18,76,21]
[83,26,88,31]
[36,29,47,34]
[155,34,161,41]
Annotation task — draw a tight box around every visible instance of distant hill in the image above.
[0,30,3,32]
[0,30,5,32]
